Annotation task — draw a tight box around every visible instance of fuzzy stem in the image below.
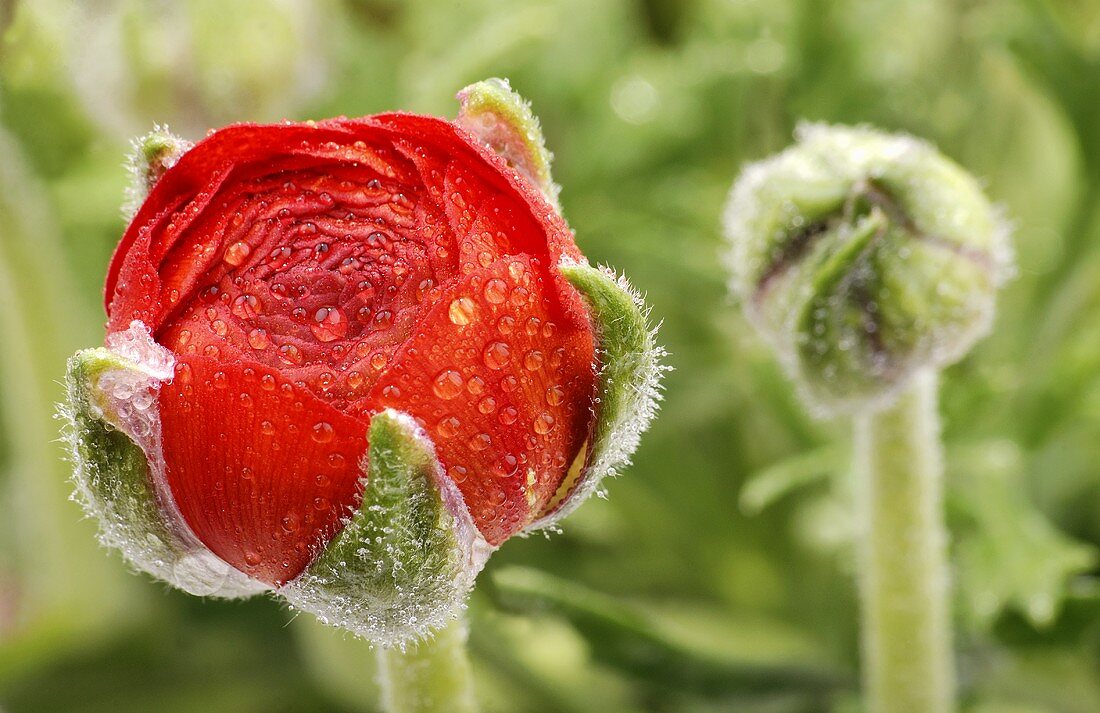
[377,617,479,713]
[854,369,954,713]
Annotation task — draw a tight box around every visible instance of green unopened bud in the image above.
[456,78,560,210]
[724,124,1012,414]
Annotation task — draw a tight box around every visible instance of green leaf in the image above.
[950,441,1096,629]
[739,444,845,515]
[488,566,848,698]
[282,409,491,646]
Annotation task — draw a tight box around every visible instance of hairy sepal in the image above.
[122,125,193,221]
[456,77,560,211]
[62,322,265,598]
[528,262,666,530]
[282,409,492,646]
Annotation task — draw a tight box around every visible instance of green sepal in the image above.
[62,333,265,598]
[65,347,177,563]
[456,77,560,210]
[528,262,665,530]
[123,125,192,220]
[282,409,491,646]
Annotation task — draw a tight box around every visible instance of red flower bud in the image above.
[104,113,598,585]
[65,80,664,641]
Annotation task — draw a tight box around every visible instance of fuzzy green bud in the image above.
[724,124,1012,414]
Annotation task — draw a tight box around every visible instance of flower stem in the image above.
[853,369,954,713]
[377,617,479,713]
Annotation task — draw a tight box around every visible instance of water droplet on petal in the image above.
[448,297,477,326]
[483,341,511,369]
[223,241,251,266]
[524,349,544,371]
[483,278,508,304]
[248,328,270,350]
[278,344,303,365]
[437,416,461,438]
[311,306,348,342]
[468,433,491,451]
[311,421,335,443]
[499,406,518,425]
[534,412,556,434]
[432,369,464,399]
[373,310,394,330]
[232,294,263,319]
[495,453,519,477]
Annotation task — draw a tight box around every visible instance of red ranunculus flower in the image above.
[65,79,662,642]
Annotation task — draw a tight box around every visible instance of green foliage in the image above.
[3,0,1100,710]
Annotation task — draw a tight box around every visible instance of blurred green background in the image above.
[3,0,1100,711]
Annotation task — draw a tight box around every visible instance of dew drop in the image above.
[277,344,303,365]
[497,315,515,334]
[244,551,262,566]
[311,421,335,443]
[261,420,275,436]
[261,374,276,391]
[448,297,477,326]
[483,278,508,304]
[223,241,251,266]
[546,385,565,406]
[212,371,228,388]
[432,369,464,400]
[483,341,511,369]
[468,433,492,451]
[311,306,348,342]
[495,453,519,477]
[347,371,364,389]
[499,406,518,425]
[374,310,394,330]
[534,412,556,434]
[437,416,461,438]
[524,349,545,371]
[232,294,262,319]
[248,328,270,350]
[478,396,497,414]
[448,465,468,483]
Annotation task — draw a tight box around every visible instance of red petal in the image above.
[159,355,368,585]
[368,255,596,545]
